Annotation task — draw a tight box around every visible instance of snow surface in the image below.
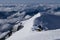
[19,29,60,40]
[6,13,41,40]
[6,13,60,40]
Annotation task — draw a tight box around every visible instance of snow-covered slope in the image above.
[6,12,41,40]
[0,4,60,40]
[6,12,60,40]
[19,29,60,40]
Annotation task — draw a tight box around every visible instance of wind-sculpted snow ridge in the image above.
[0,4,60,40]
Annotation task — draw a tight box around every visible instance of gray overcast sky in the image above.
[0,0,60,4]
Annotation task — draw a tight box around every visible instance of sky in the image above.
[0,0,60,4]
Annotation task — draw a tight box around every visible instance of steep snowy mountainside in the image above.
[6,13,60,40]
[6,12,41,40]
[6,11,60,40]
[0,4,60,40]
